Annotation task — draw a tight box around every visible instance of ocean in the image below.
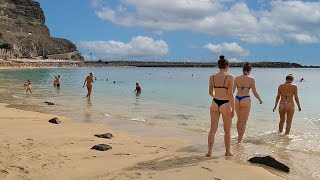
[0,67,319,179]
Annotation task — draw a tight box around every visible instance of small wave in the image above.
[178,122,188,126]
[176,114,194,120]
[104,113,111,117]
[12,95,24,99]
[130,117,147,123]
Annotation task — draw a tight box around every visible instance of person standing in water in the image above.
[234,62,263,143]
[134,82,141,93]
[83,73,94,98]
[53,76,57,87]
[273,74,301,135]
[56,75,61,88]
[206,55,235,157]
[24,80,32,93]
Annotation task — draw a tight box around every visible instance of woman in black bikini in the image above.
[206,55,235,157]
[273,74,301,135]
[234,62,263,143]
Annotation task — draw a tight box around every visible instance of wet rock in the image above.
[91,144,112,151]
[48,117,60,124]
[44,101,54,105]
[248,156,290,173]
[94,133,113,139]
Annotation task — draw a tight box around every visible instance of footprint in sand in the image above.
[0,169,9,178]
[10,166,29,174]
[144,145,157,148]
[0,169,9,174]
[113,153,130,156]
[201,166,212,172]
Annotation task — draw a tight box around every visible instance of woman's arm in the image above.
[227,75,235,118]
[273,86,281,112]
[294,86,302,111]
[251,78,263,104]
[209,76,214,97]
[83,78,87,87]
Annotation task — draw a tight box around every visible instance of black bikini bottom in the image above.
[213,98,229,107]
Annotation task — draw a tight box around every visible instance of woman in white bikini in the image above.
[234,62,263,143]
[273,74,301,135]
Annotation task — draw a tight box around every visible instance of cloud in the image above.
[79,36,168,58]
[204,42,250,57]
[93,0,320,44]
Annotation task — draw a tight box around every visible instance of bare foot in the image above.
[205,153,212,157]
[225,152,234,156]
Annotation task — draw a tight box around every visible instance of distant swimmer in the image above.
[234,62,263,143]
[113,81,116,84]
[273,74,302,135]
[206,55,234,157]
[134,82,141,93]
[95,77,97,81]
[23,80,32,93]
[83,73,94,98]
[56,75,61,88]
[300,78,304,82]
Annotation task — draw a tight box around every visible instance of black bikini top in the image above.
[213,74,229,89]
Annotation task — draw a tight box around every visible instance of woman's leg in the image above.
[237,98,251,143]
[221,104,233,156]
[279,105,286,133]
[235,98,241,139]
[285,103,295,135]
[206,103,220,157]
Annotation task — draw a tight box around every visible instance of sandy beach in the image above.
[0,103,284,180]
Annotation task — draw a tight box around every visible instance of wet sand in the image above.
[0,103,284,180]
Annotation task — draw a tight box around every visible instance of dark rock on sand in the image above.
[94,133,113,139]
[91,144,112,151]
[248,156,290,173]
[48,117,60,124]
[44,102,54,105]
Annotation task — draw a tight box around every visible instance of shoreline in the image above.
[0,103,284,180]
[1,59,320,69]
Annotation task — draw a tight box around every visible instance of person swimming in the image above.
[233,62,263,143]
[134,82,141,93]
[206,55,234,157]
[273,74,302,135]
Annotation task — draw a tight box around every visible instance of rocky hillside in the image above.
[0,0,77,58]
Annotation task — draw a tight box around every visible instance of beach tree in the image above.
[0,43,12,52]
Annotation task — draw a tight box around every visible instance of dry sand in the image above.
[0,104,284,180]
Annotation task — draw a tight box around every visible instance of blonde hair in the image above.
[286,74,294,81]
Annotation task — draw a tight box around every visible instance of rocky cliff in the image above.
[0,0,77,58]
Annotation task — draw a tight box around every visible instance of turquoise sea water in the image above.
[0,67,319,179]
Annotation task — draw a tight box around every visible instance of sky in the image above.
[36,0,320,65]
